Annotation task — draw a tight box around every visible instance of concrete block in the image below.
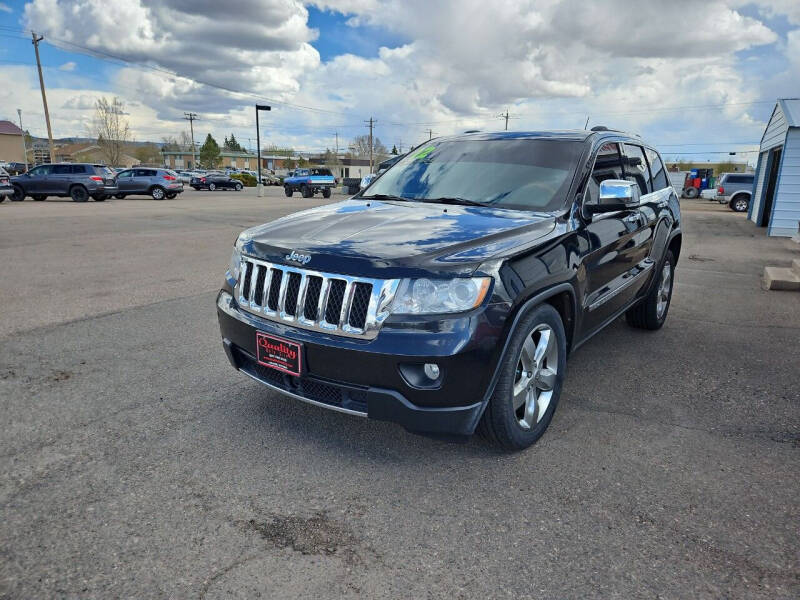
[763,266,800,291]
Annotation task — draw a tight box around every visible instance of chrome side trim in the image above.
[238,368,368,417]
[588,259,655,312]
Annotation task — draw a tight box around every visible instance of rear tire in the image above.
[70,186,88,202]
[115,193,126,199]
[478,303,567,451]
[32,194,47,201]
[625,250,675,331]
[322,187,331,198]
[208,183,216,191]
[235,183,243,191]
[284,186,293,197]
[94,195,107,202]
[11,186,25,201]
[151,186,166,200]
[684,187,699,199]
[730,195,749,212]
[166,193,177,199]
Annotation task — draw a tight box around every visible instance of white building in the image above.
[749,98,800,237]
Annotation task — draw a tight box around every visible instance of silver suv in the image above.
[715,173,754,212]
[10,163,118,202]
[114,168,184,200]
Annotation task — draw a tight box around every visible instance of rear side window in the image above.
[725,174,754,184]
[585,143,624,202]
[311,168,332,176]
[623,144,651,194]
[92,166,113,177]
[645,148,668,190]
[53,165,72,174]
[134,169,156,177]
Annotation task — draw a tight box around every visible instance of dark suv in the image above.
[11,163,118,202]
[114,168,184,200]
[216,130,682,450]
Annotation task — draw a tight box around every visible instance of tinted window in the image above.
[725,174,753,184]
[53,165,73,174]
[29,165,53,176]
[93,166,113,177]
[72,165,89,174]
[623,144,651,194]
[366,139,583,211]
[134,169,156,177]
[645,148,668,190]
[311,168,332,176]
[584,142,624,203]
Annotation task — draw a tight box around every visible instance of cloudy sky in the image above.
[0,0,798,162]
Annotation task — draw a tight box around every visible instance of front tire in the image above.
[166,193,177,199]
[478,303,567,451]
[93,195,107,202]
[322,187,331,198]
[235,183,243,191]
[301,185,312,198]
[11,186,25,201]
[284,186,293,197]
[730,195,749,212]
[32,194,47,201]
[208,183,216,191]
[626,250,675,330]
[684,187,699,199]
[115,193,126,199]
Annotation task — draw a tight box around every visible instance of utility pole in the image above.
[502,110,510,131]
[335,131,339,156]
[31,32,54,163]
[255,104,271,197]
[426,128,433,140]
[365,118,375,172]
[184,112,198,169]
[17,109,29,171]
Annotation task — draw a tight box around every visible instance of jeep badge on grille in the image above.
[285,250,311,265]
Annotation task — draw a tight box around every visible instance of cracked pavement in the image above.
[1,189,798,598]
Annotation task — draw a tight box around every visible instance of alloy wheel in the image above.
[656,262,672,319]
[734,198,748,212]
[513,324,558,430]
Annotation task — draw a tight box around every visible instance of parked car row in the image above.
[3,163,184,202]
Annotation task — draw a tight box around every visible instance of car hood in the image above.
[240,199,556,277]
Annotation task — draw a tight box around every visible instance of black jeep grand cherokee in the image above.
[217,130,681,450]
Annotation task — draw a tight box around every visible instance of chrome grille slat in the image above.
[235,257,399,340]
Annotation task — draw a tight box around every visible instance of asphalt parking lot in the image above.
[1,188,798,598]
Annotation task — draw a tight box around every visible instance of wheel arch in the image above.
[667,231,682,265]
[481,282,578,407]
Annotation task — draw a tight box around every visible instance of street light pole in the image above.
[17,109,28,171]
[255,104,271,198]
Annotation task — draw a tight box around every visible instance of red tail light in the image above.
[163,175,176,181]
[200,178,206,182]
[718,186,724,194]
[90,176,104,182]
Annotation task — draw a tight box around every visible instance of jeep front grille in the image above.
[236,257,399,339]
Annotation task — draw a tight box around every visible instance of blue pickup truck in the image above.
[283,168,335,198]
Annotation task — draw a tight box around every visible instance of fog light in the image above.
[423,363,440,380]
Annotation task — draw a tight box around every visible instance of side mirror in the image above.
[586,179,640,214]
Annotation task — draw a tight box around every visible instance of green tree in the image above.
[224,133,243,152]
[199,134,221,168]
[133,143,161,164]
[391,144,398,155]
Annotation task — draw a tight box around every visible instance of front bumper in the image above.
[217,290,508,437]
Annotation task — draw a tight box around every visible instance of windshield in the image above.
[363,139,582,211]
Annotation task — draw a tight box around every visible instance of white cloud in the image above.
[0,3,13,13]
[58,61,76,71]
[14,0,799,157]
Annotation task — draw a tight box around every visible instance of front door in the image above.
[116,170,135,193]
[578,142,653,336]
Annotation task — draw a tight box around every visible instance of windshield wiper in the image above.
[359,194,414,202]
[418,196,486,207]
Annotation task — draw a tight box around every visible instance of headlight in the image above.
[228,236,243,282]
[390,277,491,315]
